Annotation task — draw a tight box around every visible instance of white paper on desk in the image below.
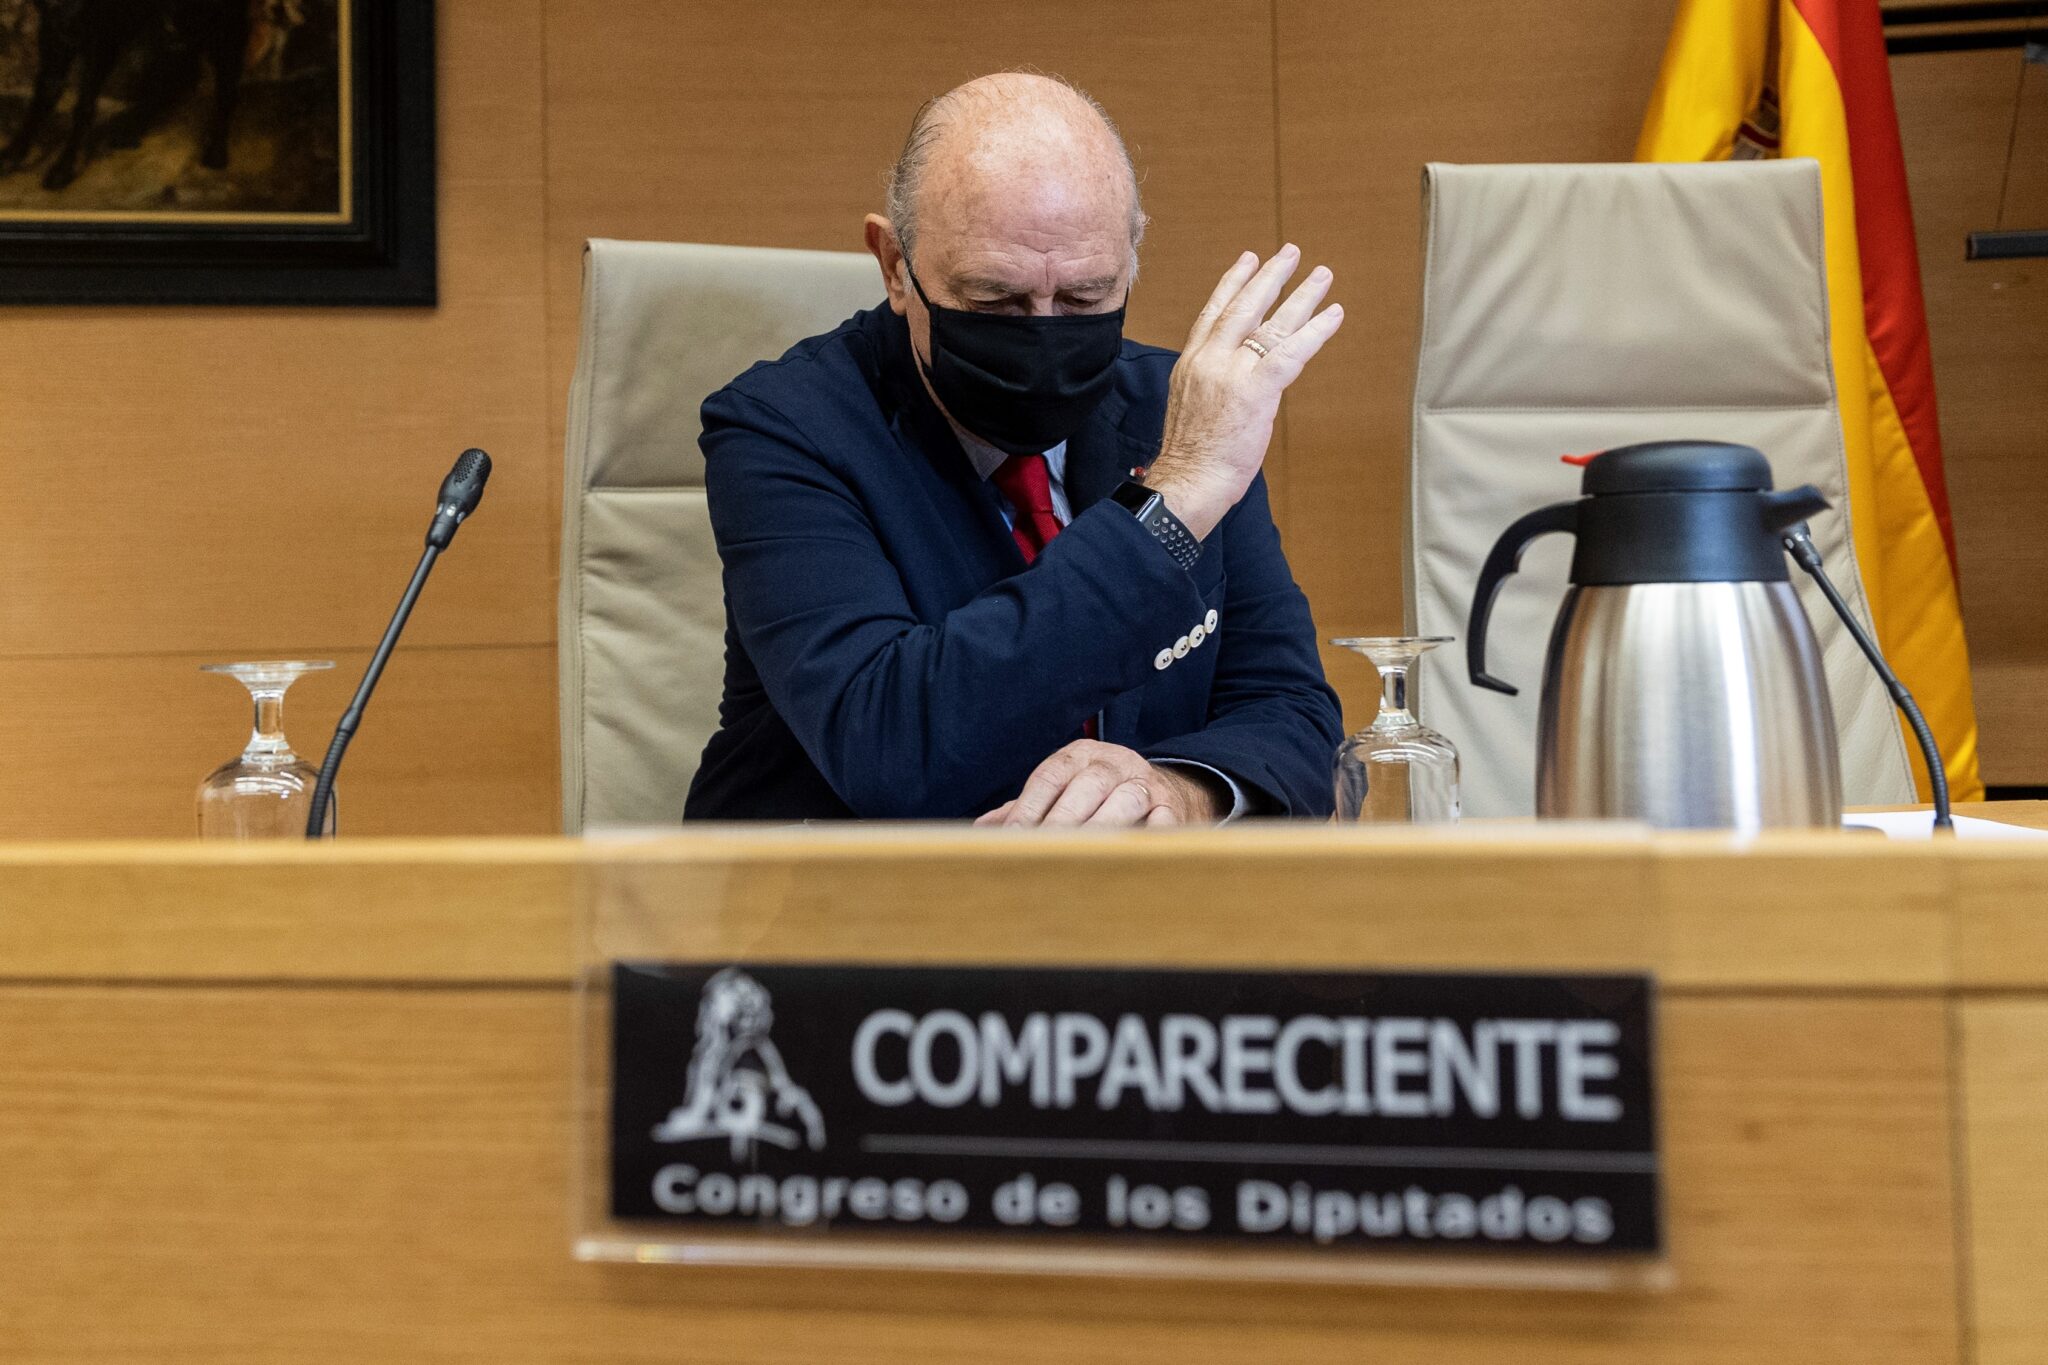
[1842,811,2048,840]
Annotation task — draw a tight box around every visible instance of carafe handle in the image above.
[1466,500,1580,696]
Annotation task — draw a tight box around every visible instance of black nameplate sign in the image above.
[609,964,1661,1256]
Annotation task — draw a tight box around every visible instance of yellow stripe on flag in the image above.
[1636,0,1773,163]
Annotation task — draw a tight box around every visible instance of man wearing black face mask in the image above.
[684,72,1346,824]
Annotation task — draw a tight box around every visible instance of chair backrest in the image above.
[1407,160,1917,818]
[558,239,882,832]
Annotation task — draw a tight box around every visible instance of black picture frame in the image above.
[0,0,435,306]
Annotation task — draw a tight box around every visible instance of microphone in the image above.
[1780,521,1952,832]
[429,446,491,548]
[305,449,493,837]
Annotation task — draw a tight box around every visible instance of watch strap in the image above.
[1111,480,1202,572]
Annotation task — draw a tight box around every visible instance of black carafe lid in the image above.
[1569,441,1829,585]
[1580,440,1775,496]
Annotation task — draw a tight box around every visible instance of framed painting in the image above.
[0,0,434,305]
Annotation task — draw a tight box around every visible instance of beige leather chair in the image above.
[558,240,882,831]
[1407,160,1917,818]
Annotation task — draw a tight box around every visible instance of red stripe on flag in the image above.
[1787,0,1958,568]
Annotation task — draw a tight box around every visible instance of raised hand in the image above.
[1144,245,1345,540]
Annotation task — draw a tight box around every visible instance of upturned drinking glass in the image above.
[1332,637,1461,824]
[196,661,336,839]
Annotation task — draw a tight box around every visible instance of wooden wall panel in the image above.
[2004,61,2048,227]
[0,646,557,839]
[0,986,1958,1363]
[1893,51,2048,785]
[539,0,1283,475]
[1272,0,1676,726]
[0,287,552,654]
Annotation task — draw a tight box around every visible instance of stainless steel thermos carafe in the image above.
[1464,441,1844,830]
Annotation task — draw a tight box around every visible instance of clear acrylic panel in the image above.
[572,840,1672,1290]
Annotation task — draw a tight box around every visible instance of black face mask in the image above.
[906,263,1126,456]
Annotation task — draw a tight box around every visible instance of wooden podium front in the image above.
[1,818,2044,1364]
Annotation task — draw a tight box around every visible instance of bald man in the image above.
[684,73,1346,824]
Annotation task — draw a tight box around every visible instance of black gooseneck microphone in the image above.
[1780,521,1953,832]
[305,449,492,837]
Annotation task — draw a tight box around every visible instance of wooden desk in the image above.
[1,814,2043,1363]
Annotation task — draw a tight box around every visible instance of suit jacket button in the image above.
[1204,609,1219,633]
[1173,636,1191,659]
[1154,648,1173,671]
[1189,624,1206,647]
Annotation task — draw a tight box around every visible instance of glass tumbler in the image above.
[196,660,336,838]
[1332,636,1461,824]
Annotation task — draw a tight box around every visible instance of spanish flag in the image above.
[1637,0,1984,800]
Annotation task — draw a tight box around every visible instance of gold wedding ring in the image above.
[1240,336,1271,358]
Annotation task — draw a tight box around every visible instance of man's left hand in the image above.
[975,740,1222,827]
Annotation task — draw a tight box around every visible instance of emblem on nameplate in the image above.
[649,968,825,1161]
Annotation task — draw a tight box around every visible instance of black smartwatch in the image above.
[1110,480,1202,572]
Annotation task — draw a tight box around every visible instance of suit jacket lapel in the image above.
[1063,384,1151,515]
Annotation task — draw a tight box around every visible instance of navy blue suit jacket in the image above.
[682,303,1343,821]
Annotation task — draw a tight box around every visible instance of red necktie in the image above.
[989,453,1065,564]
[988,452,1096,737]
